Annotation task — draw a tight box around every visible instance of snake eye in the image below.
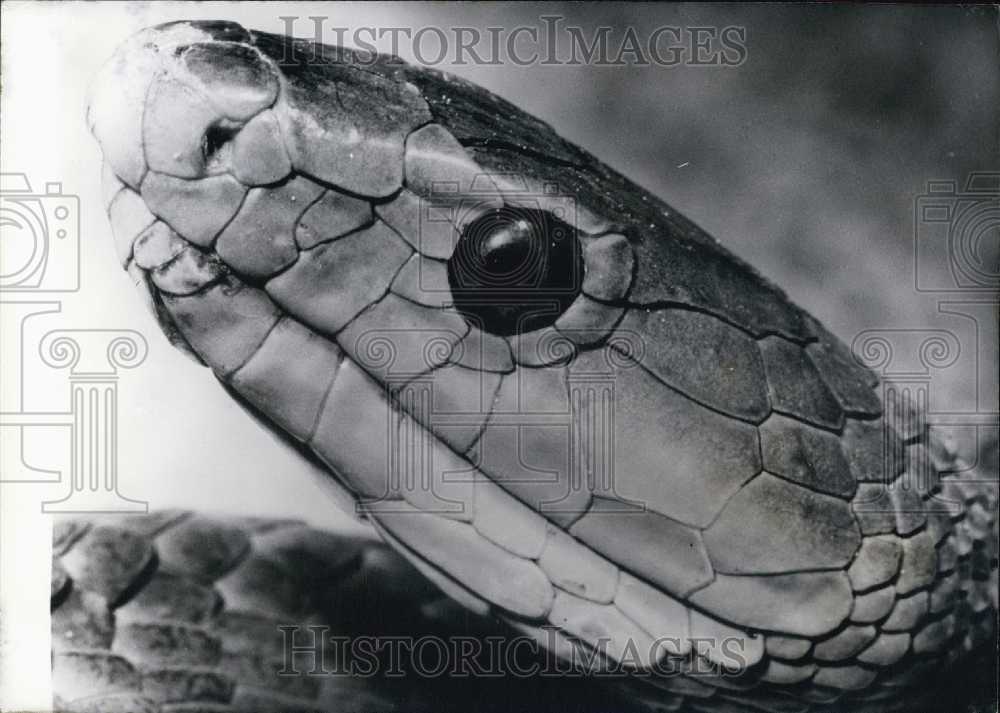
[447,206,583,336]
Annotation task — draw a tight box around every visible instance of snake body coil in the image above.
[76,20,999,712]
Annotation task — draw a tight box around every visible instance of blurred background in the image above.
[1,3,996,708]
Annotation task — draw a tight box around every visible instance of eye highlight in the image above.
[447,206,583,336]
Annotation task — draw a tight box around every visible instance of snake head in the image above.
[88,20,633,364]
[87,21,985,694]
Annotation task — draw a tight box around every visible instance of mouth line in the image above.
[130,262,206,365]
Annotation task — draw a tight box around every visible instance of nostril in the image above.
[202,123,239,160]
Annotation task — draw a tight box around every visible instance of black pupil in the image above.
[447,207,583,336]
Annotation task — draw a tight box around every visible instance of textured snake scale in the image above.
[68,19,999,712]
[51,512,637,713]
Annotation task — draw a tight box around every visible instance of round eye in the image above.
[447,206,583,336]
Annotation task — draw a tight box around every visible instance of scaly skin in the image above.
[79,20,998,711]
[51,512,632,713]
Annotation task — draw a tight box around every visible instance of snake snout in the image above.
[90,20,288,261]
[89,21,286,362]
[89,20,273,175]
